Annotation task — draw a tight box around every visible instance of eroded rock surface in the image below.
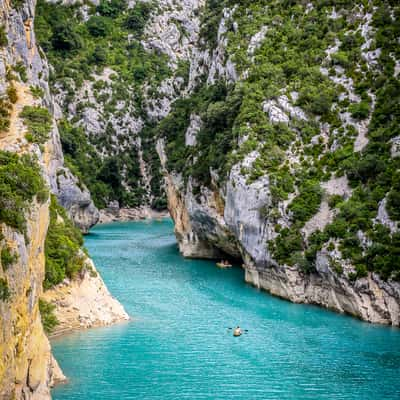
[43,257,129,336]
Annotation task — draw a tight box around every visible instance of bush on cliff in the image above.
[0,25,8,47]
[0,278,10,301]
[123,1,153,38]
[288,181,323,226]
[1,247,18,271]
[44,196,85,289]
[0,151,46,233]
[20,106,53,144]
[39,298,59,334]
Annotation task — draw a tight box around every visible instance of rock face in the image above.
[154,3,400,327]
[47,103,99,234]
[0,199,66,400]
[0,1,63,398]
[0,0,99,234]
[99,201,168,224]
[52,166,99,234]
[42,256,129,336]
[244,258,400,327]
[0,0,123,398]
[160,144,400,326]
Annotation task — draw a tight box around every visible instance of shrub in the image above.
[0,98,11,132]
[288,181,323,225]
[86,16,111,37]
[0,278,10,301]
[44,196,85,289]
[20,106,52,144]
[386,182,400,221]
[331,51,350,68]
[354,264,368,279]
[89,46,108,65]
[328,194,343,208]
[97,0,126,18]
[123,1,153,37]
[270,228,304,265]
[349,101,370,120]
[0,151,46,232]
[39,298,59,334]
[7,85,18,104]
[0,25,7,47]
[52,23,82,51]
[30,85,44,99]
[37,188,49,204]
[11,0,24,9]
[1,247,17,270]
[331,260,343,275]
[14,62,28,82]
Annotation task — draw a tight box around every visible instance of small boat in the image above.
[216,261,232,269]
[233,328,242,337]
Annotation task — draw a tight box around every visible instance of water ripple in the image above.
[52,220,400,400]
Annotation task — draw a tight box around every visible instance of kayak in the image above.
[233,330,242,337]
[216,262,232,269]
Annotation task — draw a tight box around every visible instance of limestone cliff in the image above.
[42,256,129,337]
[0,1,65,397]
[155,1,400,326]
[0,197,66,399]
[0,0,127,398]
[34,0,400,328]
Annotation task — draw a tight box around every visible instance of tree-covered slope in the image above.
[35,0,188,210]
[161,0,400,282]
[37,0,400,324]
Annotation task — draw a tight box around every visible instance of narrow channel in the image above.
[51,220,400,400]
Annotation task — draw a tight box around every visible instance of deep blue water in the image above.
[51,219,400,400]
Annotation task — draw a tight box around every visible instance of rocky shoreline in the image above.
[99,203,169,224]
[42,256,130,338]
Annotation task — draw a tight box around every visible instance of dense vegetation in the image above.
[0,151,47,303]
[39,298,59,334]
[44,195,86,289]
[0,150,47,233]
[1,247,17,270]
[20,106,52,144]
[163,0,400,282]
[158,81,243,189]
[35,0,168,209]
[59,119,148,208]
[36,0,400,282]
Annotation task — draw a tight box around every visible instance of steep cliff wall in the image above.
[0,2,64,397]
[0,0,127,398]
[35,0,400,327]
[156,1,400,326]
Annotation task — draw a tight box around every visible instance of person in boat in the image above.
[222,260,231,267]
[233,326,242,337]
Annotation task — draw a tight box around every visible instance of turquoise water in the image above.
[52,220,400,400]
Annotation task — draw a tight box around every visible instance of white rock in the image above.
[390,135,400,157]
[185,114,202,146]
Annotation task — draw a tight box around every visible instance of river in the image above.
[51,219,400,399]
